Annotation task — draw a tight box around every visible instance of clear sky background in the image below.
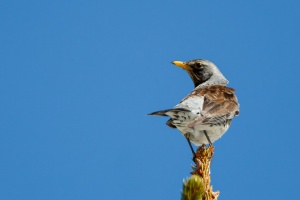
[0,0,299,199]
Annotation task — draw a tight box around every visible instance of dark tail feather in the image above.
[148,108,190,116]
[148,109,170,116]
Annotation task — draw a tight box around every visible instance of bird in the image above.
[148,59,239,155]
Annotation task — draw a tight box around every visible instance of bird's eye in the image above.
[194,63,203,69]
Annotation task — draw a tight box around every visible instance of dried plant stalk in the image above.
[182,145,219,200]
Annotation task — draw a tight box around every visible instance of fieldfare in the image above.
[149,59,239,154]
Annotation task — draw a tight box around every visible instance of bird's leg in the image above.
[204,130,213,146]
[186,137,196,158]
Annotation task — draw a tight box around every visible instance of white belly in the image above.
[176,123,230,146]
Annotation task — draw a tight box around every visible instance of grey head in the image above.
[172,59,229,88]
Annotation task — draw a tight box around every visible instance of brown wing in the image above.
[188,85,239,127]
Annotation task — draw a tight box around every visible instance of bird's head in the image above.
[172,59,229,88]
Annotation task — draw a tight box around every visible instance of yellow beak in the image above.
[172,61,192,71]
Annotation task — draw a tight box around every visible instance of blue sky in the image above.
[0,0,299,199]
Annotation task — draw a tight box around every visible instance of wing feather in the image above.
[187,85,239,127]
